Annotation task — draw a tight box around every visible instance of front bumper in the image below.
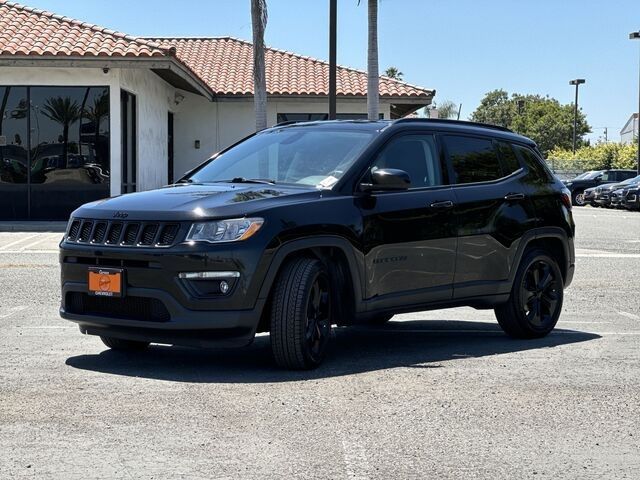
[60,240,272,348]
[622,192,640,210]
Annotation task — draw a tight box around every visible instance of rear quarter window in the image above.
[513,144,553,183]
[496,141,522,176]
[443,135,503,184]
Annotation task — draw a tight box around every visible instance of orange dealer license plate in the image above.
[88,268,124,297]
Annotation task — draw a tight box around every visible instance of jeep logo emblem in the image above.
[113,211,128,219]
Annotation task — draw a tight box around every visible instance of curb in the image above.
[0,222,67,233]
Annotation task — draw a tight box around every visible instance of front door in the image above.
[359,133,457,309]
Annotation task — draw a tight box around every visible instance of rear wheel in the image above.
[100,336,150,351]
[572,189,585,206]
[495,249,563,338]
[270,257,332,369]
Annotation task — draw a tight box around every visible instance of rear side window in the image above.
[444,135,502,184]
[513,144,553,182]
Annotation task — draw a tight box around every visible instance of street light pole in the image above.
[569,79,585,154]
[630,31,640,174]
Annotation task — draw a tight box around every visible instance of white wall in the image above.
[172,94,392,179]
[119,68,175,191]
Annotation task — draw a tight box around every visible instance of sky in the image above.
[22,0,640,142]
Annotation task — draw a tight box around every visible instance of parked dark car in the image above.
[563,169,637,206]
[582,186,598,206]
[593,175,640,207]
[621,184,640,210]
[60,119,575,369]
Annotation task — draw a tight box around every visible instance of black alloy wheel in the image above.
[270,257,333,369]
[305,272,331,360]
[495,249,564,338]
[520,259,561,329]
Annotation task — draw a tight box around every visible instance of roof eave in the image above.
[0,55,214,100]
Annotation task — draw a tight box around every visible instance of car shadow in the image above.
[65,320,600,383]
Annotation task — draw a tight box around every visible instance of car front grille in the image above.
[66,219,181,248]
[66,292,171,322]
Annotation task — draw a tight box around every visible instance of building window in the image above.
[0,86,110,220]
[277,113,384,123]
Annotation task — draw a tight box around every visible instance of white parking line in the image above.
[18,233,62,251]
[576,253,640,258]
[342,438,371,480]
[0,250,58,254]
[0,306,27,319]
[617,311,640,320]
[0,233,41,251]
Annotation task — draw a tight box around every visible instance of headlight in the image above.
[186,217,264,243]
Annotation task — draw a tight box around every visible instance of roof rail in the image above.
[273,120,302,127]
[393,118,513,133]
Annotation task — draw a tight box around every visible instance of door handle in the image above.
[429,200,454,209]
[504,193,525,201]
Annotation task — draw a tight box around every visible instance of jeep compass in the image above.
[60,119,575,369]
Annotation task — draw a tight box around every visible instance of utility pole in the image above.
[569,79,586,153]
[328,0,337,120]
[630,31,640,173]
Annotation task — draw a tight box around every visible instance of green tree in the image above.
[470,89,591,155]
[384,66,403,80]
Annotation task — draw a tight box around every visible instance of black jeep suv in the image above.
[60,119,575,369]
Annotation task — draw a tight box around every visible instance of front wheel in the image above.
[572,190,586,206]
[270,257,332,369]
[495,249,564,338]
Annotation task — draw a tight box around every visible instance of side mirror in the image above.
[360,168,411,192]
[594,175,603,182]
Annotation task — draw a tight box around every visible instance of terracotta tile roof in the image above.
[0,0,168,58]
[149,37,434,99]
[0,0,432,101]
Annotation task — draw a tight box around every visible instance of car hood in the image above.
[72,183,326,221]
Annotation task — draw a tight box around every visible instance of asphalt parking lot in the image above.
[1,207,639,479]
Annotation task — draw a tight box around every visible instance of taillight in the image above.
[561,187,572,210]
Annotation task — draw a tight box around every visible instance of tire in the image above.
[270,257,332,369]
[495,249,564,339]
[100,336,150,351]
[369,314,394,325]
[571,189,585,206]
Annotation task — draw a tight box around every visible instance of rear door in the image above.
[359,133,457,308]
[442,135,536,299]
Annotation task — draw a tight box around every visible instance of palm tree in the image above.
[367,0,379,120]
[434,100,459,119]
[41,96,80,168]
[251,0,268,131]
[384,67,403,81]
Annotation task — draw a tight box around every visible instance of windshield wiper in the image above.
[228,177,276,185]
[176,178,194,184]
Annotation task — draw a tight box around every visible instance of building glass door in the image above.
[120,90,137,194]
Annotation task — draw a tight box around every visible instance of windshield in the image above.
[620,175,640,185]
[188,127,376,189]
[576,170,603,180]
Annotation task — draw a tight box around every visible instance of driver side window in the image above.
[371,134,443,188]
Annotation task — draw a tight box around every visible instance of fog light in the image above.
[219,281,229,294]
